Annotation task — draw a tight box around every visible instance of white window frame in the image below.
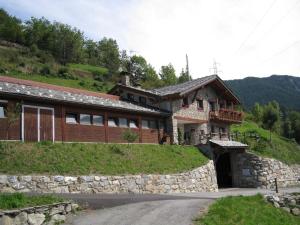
[22,105,55,142]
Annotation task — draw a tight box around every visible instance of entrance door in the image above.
[23,107,38,141]
[22,105,54,142]
[40,109,53,141]
[216,152,232,188]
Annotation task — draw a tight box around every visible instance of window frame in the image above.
[129,119,138,128]
[79,114,92,125]
[139,96,147,105]
[92,115,104,126]
[66,113,78,124]
[108,117,118,127]
[119,117,128,128]
[197,99,204,111]
[127,93,135,102]
[182,97,189,108]
[142,120,149,129]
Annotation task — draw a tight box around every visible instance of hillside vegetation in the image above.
[231,121,300,165]
[226,75,300,110]
[0,142,208,175]
[195,194,300,225]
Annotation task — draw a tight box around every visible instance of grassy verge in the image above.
[195,194,300,225]
[231,121,300,165]
[68,63,108,75]
[0,193,63,210]
[0,142,208,175]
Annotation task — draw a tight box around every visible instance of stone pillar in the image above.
[167,117,178,144]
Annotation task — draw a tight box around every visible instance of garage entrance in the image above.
[22,105,55,142]
[216,152,232,188]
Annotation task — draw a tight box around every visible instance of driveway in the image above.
[63,187,300,225]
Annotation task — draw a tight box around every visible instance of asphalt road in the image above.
[65,199,213,225]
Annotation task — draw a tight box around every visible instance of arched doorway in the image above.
[216,152,232,188]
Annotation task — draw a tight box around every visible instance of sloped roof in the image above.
[210,140,248,148]
[0,76,169,116]
[153,75,217,96]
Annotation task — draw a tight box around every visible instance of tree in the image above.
[282,119,292,139]
[252,103,263,125]
[178,68,191,83]
[159,63,177,85]
[98,37,120,74]
[122,129,138,146]
[262,101,280,141]
[84,39,98,65]
[0,9,24,44]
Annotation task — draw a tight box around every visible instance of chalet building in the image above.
[0,75,247,187]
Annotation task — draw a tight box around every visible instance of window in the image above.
[197,99,203,110]
[182,97,189,107]
[142,120,149,129]
[119,118,128,128]
[0,104,6,118]
[127,93,134,101]
[129,119,138,128]
[66,113,77,124]
[80,114,91,125]
[149,120,157,129]
[93,115,103,126]
[108,117,118,127]
[139,96,146,105]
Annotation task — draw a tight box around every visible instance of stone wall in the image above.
[0,161,218,194]
[0,202,78,225]
[264,193,300,216]
[231,152,300,189]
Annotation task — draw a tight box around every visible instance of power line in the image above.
[259,40,300,65]
[252,0,300,47]
[235,0,278,55]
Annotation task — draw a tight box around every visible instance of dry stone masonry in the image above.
[0,161,217,194]
[264,193,300,216]
[0,202,79,225]
[231,152,300,189]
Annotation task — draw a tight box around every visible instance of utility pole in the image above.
[185,54,191,80]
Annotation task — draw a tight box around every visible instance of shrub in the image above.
[122,129,138,145]
[40,65,51,75]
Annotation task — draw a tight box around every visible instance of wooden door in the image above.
[40,108,53,141]
[24,107,38,141]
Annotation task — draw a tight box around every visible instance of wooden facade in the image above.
[0,96,167,144]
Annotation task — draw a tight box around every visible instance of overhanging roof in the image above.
[0,76,170,116]
[209,140,248,148]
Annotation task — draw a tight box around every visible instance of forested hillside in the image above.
[226,75,300,110]
[0,8,191,92]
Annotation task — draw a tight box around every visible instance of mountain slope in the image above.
[226,75,300,110]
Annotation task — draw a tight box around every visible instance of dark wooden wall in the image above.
[0,97,164,144]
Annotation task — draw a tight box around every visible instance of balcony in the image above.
[209,109,243,123]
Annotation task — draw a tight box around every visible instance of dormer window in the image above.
[182,97,189,108]
[127,93,134,101]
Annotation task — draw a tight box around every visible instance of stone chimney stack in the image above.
[121,75,131,86]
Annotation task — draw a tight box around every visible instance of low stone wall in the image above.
[0,202,78,225]
[0,161,218,194]
[232,152,300,189]
[264,193,300,216]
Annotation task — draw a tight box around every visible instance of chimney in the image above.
[121,75,131,86]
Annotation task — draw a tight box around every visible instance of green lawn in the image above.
[195,194,300,225]
[231,121,300,165]
[68,63,108,75]
[0,142,208,175]
[0,193,63,210]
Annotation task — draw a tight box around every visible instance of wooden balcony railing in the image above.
[209,109,243,123]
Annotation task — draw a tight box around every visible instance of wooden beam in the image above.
[104,112,108,143]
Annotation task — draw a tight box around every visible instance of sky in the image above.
[1,0,300,80]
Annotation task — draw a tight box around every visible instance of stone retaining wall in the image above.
[232,152,300,189]
[264,193,300,216]
[0,161,218,194]
[0,202,78,225]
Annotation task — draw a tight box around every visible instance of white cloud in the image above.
[1,0,300,79]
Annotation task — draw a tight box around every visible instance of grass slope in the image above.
[0,142,208,175]
[195,194,300,225]
[0,193,63,210]
[231,121,300,165]
[0,45,113,92]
